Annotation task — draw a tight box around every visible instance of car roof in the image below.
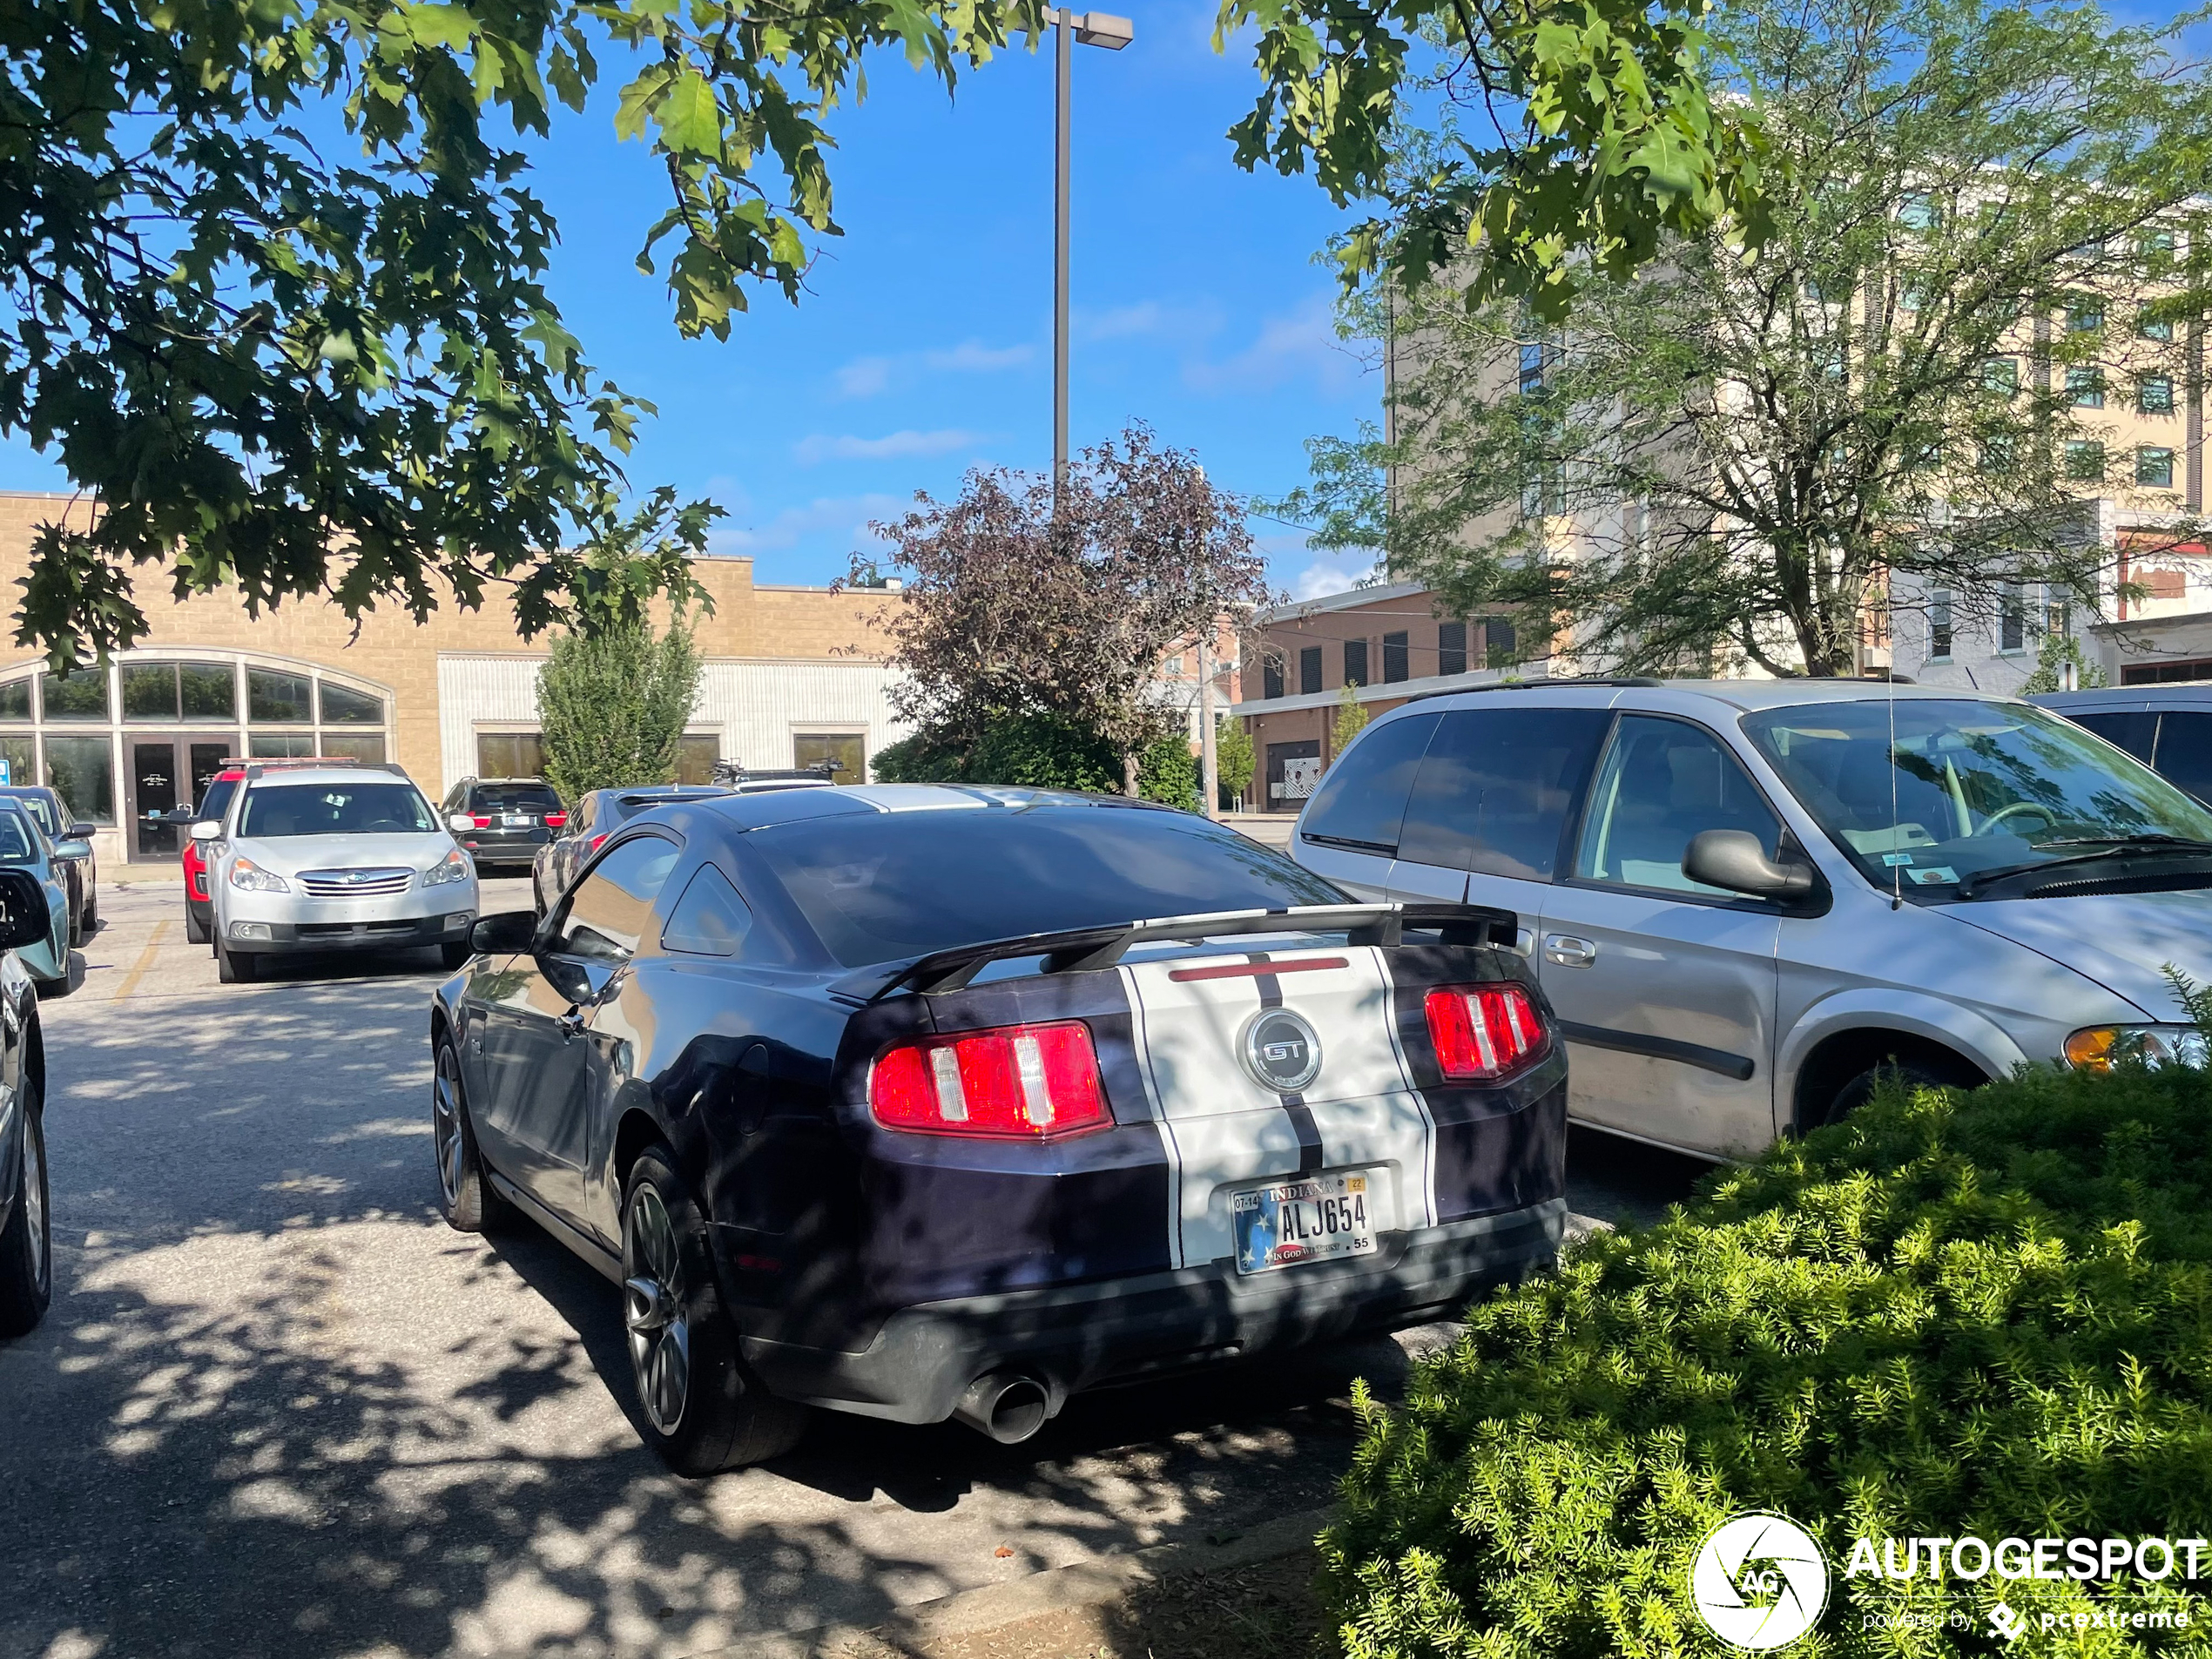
[466,776,557,786]
[647,782,1170,834]
[1399,676,2024,717]
[2032,685,2212,710]
[0,785,57,799]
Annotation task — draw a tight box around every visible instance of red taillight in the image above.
[587,833,608,854]
[1424,982,1548,1081]
[870,1022,1109,1139]
[545,812,568,828]
[470,814,493,829]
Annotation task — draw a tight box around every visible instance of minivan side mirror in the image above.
[189,819,223,842]
[1683,830,1818,903]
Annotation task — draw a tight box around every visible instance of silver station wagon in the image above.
[1293,679,2212,1158]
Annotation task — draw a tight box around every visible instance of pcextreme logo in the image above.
[1690,1514,1831,1650]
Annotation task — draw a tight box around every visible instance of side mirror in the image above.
[448,812,477,836]
[71,821,98,839]
[0,869,51,949]
[189,819,223,843]
[53,839,91,860]
[1683,830,1817,901]
[469,909,539,957]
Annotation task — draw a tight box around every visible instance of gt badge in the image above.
[1243,1008,1322,1094]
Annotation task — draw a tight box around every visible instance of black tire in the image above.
[439,941,472,972]
[0,1076,52,1338]
[431,1035,510,1232]
[622,1146,808,1474]
[216,942,256,984]
[1822,1060,1973,1130]
[79,890,94,934]
[66,890,81,950]
[184,905,208,947]
[531,873,545,917]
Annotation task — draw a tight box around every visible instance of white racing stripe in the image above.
[1118,944,1435,1271]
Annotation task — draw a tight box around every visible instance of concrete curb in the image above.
[698,1507,1332,1659]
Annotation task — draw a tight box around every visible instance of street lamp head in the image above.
[1072,10,1134,48]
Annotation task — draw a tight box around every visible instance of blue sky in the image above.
[0,0,1384,603]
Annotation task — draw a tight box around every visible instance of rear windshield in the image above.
[473,783,562,813]
[748,806,1346,967]
[240,782,436,838]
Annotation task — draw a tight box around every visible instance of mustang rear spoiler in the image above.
[834,901,1516,1001]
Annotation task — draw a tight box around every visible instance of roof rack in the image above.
[711,759,836,785]
[242,759,407,781]
[1402,675,1664,704]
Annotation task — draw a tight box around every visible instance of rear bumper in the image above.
[736,1197,1565,1424]
[224,912,473,954]
[458,832,551,867]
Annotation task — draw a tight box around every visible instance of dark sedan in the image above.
[529,785,731,914]
[432,786,1568,1473]
[0,867,57,1335]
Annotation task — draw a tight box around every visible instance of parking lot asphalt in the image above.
[0,878,1712,1659]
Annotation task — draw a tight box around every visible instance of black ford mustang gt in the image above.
[430,785,1568,1473]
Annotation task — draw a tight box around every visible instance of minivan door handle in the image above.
[1543,934,1598,968]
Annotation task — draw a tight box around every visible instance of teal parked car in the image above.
[0,801,81,995]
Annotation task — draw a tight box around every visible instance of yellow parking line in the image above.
[112,920,170,1001]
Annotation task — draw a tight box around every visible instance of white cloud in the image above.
[1291,554,1380,601]
[792,428,989,465]
[711,492,907,554]
[923,340,1035,373]
[1074,299,1221,342]
[1184,296,1366,396]
[833,356,894,399]
[828,341,1032,399]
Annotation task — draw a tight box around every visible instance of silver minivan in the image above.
[1293,679,2212,1159]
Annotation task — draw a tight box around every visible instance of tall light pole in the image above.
[1050,9,1132,498]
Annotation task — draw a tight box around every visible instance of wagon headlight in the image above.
[421,849,472,887]
[2064,1024,2206,1071]
[228,859,290,894]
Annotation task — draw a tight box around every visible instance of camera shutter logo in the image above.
[1690,1514,1830,1649]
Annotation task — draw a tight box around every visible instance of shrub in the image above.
[1137,732,1200,811]
[536,617,701,806]
[1325,1058,2212,1657]
[872,714,1120,792]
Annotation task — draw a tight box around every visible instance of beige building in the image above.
[0,493,907,867]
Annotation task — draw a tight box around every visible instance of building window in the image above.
[1262,655,1284,700]
[44,735,115,825]
[2065,440,2106,482]
[2139,374,2176,415]
[320,680,383,725]
[1984,357,2019,396]
[1484,617,1517,664]
[1383,632,1409,683]
[1298,646,1322,697]
[0,737,31,790]
[1438,622,1467,678]
[249,733,320,759]
[1898,192,1939,229]
[246,667,313,724]
[320,734,388,765]
[477,732,544,779]
[1931,590,1953,660]
[1344,639,1369,688]
[2140,229,2177,273]
[2140,308,2175,342]
[1979,432,2015,474]
[0,681,27,723]
[118,660,239,722]
[2123,658,2212,685]
[792,732,860,786]
[40,671,107,722]
[2000,583,2026,652]
[2067,296,2105,332]
[2067,366,2105,408]
[2139,446,2176,489]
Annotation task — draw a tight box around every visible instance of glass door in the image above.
[128,733,239,860]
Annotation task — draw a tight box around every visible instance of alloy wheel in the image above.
[624,1186,690,1436]
[432,1045,466,1209]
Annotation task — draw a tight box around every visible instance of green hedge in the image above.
[1326,1060,2212,1657]
[872,713,1120,792]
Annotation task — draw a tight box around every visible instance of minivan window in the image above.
[1298,714,1440,852]
[1575,717,1782,896]
[1399,707,1609,880]
[2069,710,2157,765]
[2148,711,2212,803]
[1743,698,2212,899]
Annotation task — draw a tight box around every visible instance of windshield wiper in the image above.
[1958,836,2212,899]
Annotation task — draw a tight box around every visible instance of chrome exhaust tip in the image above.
[951,1372,1051,1444]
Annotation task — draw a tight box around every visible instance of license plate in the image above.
[1231,1172,1376,1275]
[501,813,536,827]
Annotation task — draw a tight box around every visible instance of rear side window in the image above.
[1298,714,1440,853]
[1398,707,1609,880]
[2154,711,2212,802]
[749,806,1345,967]
[196,778,239,821]
[661,864,753,956]
[2071,711,2158,763]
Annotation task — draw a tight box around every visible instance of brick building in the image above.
[0,493,906,867]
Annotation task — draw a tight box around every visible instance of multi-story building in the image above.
[0,492,908,869]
